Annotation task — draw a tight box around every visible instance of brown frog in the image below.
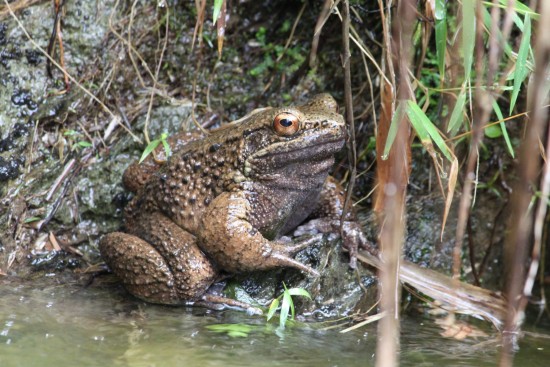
[99,94,365,312]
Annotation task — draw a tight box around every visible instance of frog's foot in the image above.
[263,235,322,277]
[339,221,369,269]
[194,294,263,315]
[278,234,324,255]
[293,219,368,269]
[267,251,320,277]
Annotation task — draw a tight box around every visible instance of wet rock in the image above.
[0,156,22,181]
[25,49,41,65]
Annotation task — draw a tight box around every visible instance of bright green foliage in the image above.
[406,101,453,162]
[510,14,531,114]
[382,102,405,160]
[407,1,538,159]
[383,101,453,164]
[434,0,447,80]
[63,130,93,151]
[447,92,466,136]
[267,284,311,329]
[491,100,515,157]
[493,0,539,19]
[248,26,305,78]
[139,133,171,164]
[23,216,41,223]
[462,0,475,81]
[213,0,223,24]
[206,323,255,338]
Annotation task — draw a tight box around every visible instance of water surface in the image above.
[1,276,548,366]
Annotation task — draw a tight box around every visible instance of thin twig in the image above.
[453,1,494,280]
[144,4,170,146]
[340,1,357,265]
[127,0,147,89]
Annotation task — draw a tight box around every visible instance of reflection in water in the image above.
[0,276,549,367]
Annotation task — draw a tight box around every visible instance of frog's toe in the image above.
[268,252,320,277]
[280,234,323,255]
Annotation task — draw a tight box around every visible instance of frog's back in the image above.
[124,128,243,235]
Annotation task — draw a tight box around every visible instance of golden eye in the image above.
[273,112,300,136]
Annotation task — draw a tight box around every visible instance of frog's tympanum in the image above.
[99,94,366,312]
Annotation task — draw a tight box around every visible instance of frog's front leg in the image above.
[198,191,320,276]
[294,176,368,268]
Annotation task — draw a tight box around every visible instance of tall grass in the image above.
[366,1,550,366]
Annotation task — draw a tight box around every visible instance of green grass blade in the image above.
[382,102,405,160]
[76,141,93,148]
[267,298,280,322]
[492,100,515,158]
[287,288,312,299]
[489,0,539,20]
[447,92,467,135]
[280,291,292,329]
[510,13,531,114]
[462,0,476,81]
[161,138,172,158]
[213,0,223,24]
[206,323,253,337]
[407,101,453,162]
[24,216,41,223]
[139,138,161,163]
[435,0,447,81]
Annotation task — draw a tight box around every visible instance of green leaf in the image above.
[287,288,312,299]
[447,92,467,135]
[280,290,292,329]
[161,138,171,158]
[492,100,515,157]
[139,139,161,164]
[24,216,41,223]
[484,124,502,138]
[382,102,406,160]
[406,101,453,162]
[213,0,223,24]
[288,291,295,321]
[266,298,279,322]
[489,0,539,20]
[227,331,249,338]
[63,130,78,136]
[462,0,476,81]
[76,141,92,148]
[206,323,253,337]
[510,13,531,114]
[435,0,447,80]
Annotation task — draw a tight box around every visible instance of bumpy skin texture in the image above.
[100,94,361,307]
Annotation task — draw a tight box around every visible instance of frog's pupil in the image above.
[280,118,292,127]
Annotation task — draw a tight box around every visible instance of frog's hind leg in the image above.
[99,232,182,304]
[99,212,217,305]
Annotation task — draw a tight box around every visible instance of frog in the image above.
[99,94,366,312]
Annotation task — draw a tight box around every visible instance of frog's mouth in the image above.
[249,134,345,173]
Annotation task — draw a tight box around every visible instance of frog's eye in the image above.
[273,112,300,136]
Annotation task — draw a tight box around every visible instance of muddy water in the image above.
[0,277,549,367]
